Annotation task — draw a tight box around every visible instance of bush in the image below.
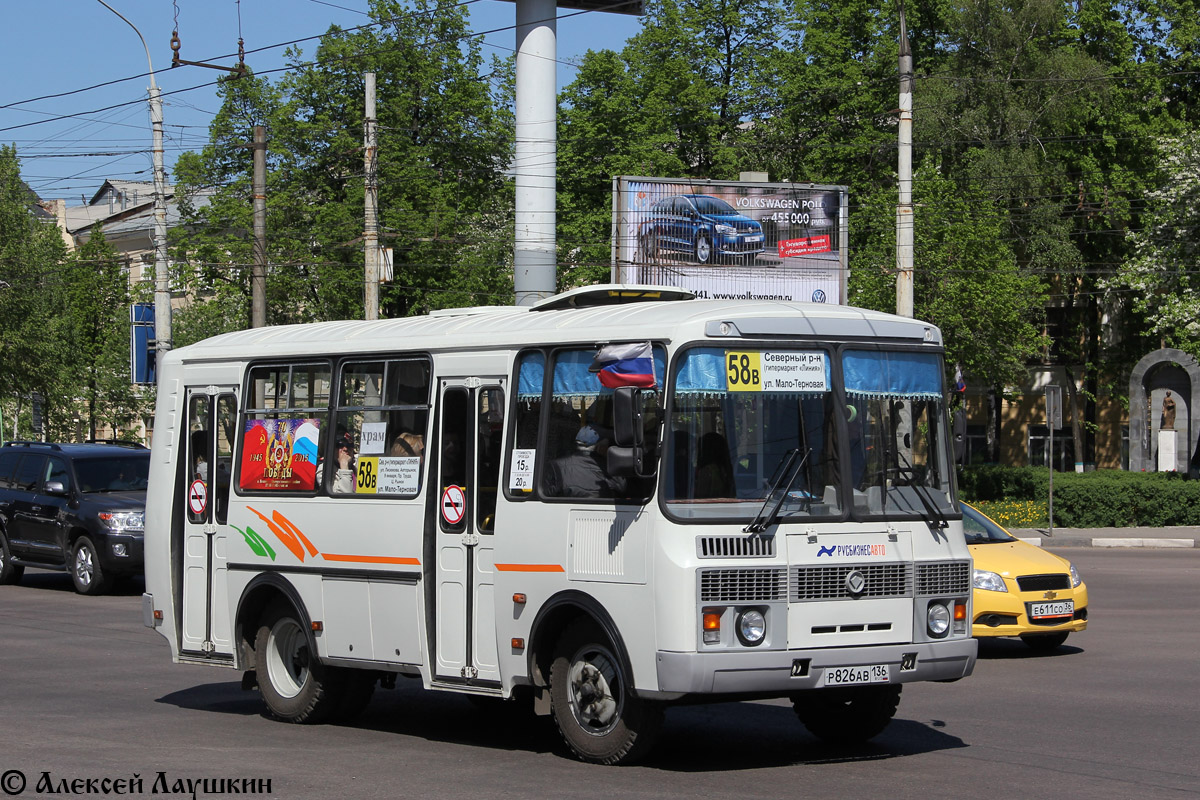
[959,466,1200,527]
[971,499,1048,528]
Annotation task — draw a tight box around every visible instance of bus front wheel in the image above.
[792,684,901,745]
[255,599,344,724]
[549,619,662,765]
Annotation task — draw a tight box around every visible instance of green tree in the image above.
[1105,132,1200,359]
[171,0,516,338]
[65,227,144,439]
[852,162,1046,389]
[0,145,70,439]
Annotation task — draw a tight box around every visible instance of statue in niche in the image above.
[1161,390,1177,430]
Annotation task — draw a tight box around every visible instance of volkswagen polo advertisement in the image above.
[612,177,849,304]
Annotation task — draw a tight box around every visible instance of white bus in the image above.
[143,285,976,765]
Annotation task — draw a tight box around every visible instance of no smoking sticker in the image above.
[188,479,208,515]
[441,485,466,525]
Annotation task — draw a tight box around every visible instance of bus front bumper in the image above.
[653,638,977,695]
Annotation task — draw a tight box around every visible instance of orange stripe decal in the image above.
[495,563,565,573]
[246,506,305,561]
[272,510,319,557]
[321,553,421,565]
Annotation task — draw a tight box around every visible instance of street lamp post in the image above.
[98,1,171,360]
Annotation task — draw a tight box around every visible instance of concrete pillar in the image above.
[513,0,557,306]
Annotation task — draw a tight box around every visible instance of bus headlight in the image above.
[736,609,766,646]
[927,602,950,638]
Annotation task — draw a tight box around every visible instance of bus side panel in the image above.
[145,363,183,657]
[223,496,428,669]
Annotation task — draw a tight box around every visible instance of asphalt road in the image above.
[1,548,1197,800]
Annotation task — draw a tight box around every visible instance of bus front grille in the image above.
[698,560,971,604]
[699,568,788,602]
[791,563,913,601]
[696,535,776,559]
[915,561,972,595]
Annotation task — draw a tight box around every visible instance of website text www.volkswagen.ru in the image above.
[692,290,796,301]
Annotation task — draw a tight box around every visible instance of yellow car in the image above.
[964,503,1088,651]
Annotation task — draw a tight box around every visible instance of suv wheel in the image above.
[71,537,111,595]
[0,531,24,585]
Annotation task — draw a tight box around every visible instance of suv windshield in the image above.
[664,346,955,524]
[74,455,151,493]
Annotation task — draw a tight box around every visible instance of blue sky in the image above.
[3,0,642,203]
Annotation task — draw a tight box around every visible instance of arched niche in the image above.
[1128,348,1200,473]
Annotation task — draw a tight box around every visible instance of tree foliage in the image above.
[171,0,515,344]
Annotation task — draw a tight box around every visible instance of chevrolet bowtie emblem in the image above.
[1043,590,1057,600]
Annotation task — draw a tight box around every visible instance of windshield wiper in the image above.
[744,448,812,533]
[895,450,948,530]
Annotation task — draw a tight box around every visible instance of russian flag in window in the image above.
[590,342,656,389]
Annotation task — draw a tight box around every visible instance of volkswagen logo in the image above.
[812,289,827,303]
[845,569,867,597]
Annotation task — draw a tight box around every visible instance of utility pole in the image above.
[251,126,267,328]
[97,1,172,356]
[896,4,914,318]
[151,85,171,353]
[364,72,380,320]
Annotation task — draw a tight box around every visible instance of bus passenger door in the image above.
[180,389,238,658]
[434,378,505,684]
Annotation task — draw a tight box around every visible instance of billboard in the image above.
[612,177,849,304]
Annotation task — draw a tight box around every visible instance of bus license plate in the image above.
[1030,600,1074,620]
[822,664,890,687]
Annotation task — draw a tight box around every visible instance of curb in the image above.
[1010,531,1198,549]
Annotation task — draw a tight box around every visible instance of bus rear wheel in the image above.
[549,619,662,765]
[255,599,344,723]
[792,684,901,745]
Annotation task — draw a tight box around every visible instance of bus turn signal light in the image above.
[954,602,966,621]
[513,593,527,605]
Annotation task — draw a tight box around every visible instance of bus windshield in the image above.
[663,347,954,523]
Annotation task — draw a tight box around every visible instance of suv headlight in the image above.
[99,510,145,532]
[714,223,736,234]
[1069,563,1082,588]
[973,568,1008,592]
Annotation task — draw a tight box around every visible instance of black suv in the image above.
[0,442,150,595]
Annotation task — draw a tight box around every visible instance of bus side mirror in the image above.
[612,387,643,447]
[610,387,658,480]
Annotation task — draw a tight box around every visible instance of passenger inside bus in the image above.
[693,431,735,499]
[543,423,626,499]
[332,430,355,493]
[389,431,424,460]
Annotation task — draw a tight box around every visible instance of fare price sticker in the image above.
[509,448,536,492]
[726,351,828,393]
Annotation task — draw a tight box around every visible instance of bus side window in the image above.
[478,387,504,532]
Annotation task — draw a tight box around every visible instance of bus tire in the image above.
[254,599,344,724]
[549,619,662,765]
[0,530,23,585]
[792,684,901,745]
[71,536,111,595]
